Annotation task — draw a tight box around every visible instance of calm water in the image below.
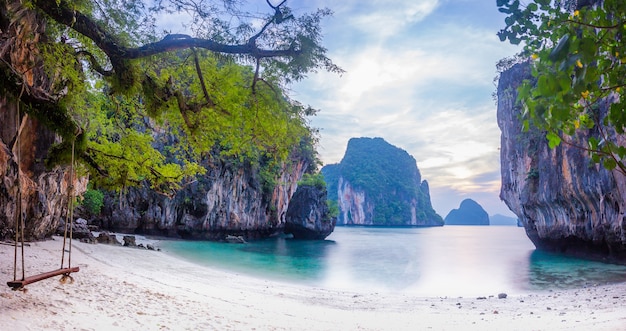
[163,226,626,296]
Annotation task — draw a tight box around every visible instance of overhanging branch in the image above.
[33,0,300,75]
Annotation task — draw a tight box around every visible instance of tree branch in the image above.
[33,0,301,74]
[75,50,113,76]
[191,48,213,107]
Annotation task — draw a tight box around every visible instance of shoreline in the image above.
[1,237,625,330]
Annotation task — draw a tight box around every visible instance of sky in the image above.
[284,0,522,218]
[157,0,522,218]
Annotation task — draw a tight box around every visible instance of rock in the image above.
[0,82,87,241]
[284,184,336,240]
[225,235,246,243]
[497,62,626,263]
[444,199,489,225]
[93,146,308,241]
[498,293,507,299]
[123,235,136,247]
[477,296,487,300]
[146,244,155,250]
[57,218,95,242]
[96,232,121,245]
[321,137,443,226]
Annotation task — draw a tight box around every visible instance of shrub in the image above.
[82,189,104,216]
[298,173,326,190]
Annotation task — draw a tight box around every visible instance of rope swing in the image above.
[7,106,79,291]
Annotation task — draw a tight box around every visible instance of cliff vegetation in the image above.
[0,0,340,240]
[322,137,442,226]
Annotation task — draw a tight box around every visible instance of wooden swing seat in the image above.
[7,266,79,290]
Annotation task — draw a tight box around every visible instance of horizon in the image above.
[288,1,521,218]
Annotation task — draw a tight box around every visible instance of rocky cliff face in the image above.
[444,199,489,226]
[285,184,336,240]
[0,2,86,241]
[96,157,307,240]
[0,98,86,240]
[322,137,443,226]
[498,63,626,263]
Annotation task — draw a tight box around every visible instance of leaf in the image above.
[603,158,617,170]
[549,33,570,61]
[546,131,561,148]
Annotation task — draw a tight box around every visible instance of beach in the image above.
[1,236,625,331]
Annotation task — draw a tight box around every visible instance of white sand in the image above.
[1,236,625,331]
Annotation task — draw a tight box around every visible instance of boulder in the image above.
[96,232,121,245]
[284,185,336,240]
[225,235,246,243]
[123,235,136,247]
[57,218,95,242]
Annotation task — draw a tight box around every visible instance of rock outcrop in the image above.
[498,62,626,263]
[444,199,489,225]
[0,102,87,241]
[285,184,336,240]
[322,137,443,226]
[0,3,87,241]
[57,218,96,242]
[94,156,308,241]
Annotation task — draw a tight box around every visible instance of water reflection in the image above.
[237,237,337,283]
[164,227,626,296]
[524,250,626,291]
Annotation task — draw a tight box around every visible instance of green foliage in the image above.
[81,188,104,215]
[340,138,421,199]
[326,199,339,219]
[7,0,335,195]
[258,158,281,200]
[298,173,326,190]
[498,0,626,175]
[322,138,440,225]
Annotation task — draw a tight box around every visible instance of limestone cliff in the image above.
[498,62,626,263]
[0,2,86,240]
[322,137,443,226]
[0,99,87,240]
[95,156,307,240]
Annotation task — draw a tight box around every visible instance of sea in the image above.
[162,226,626,297]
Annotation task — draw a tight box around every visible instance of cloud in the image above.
[347,0,440,39]
[290,1,520,217]
[148,0,519,216]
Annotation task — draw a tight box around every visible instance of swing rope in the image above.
[60,137,76,283]
[13,86,25,283]
[8,94,79,290]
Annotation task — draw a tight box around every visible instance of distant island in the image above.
[322,137,443,226]
[444,199,489,226]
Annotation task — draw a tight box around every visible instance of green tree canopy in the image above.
[1,0,341,192]
[498,0,626,174]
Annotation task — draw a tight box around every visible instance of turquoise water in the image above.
[162,226,626,296]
